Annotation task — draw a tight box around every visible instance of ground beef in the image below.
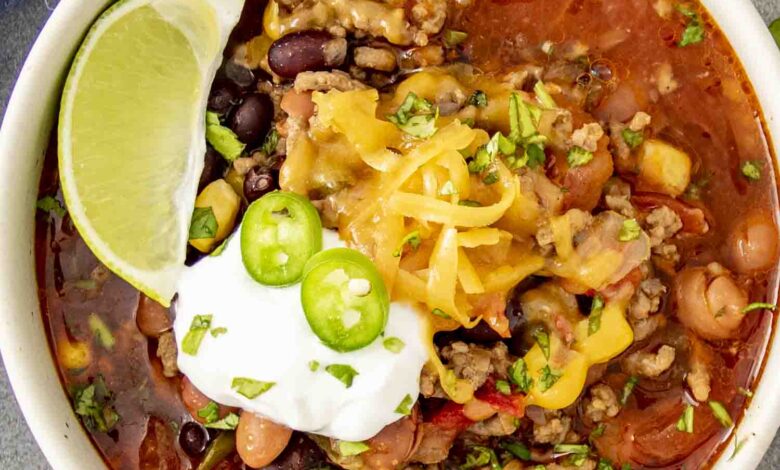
[604,178,636,218]
[322,37,348,67]
[631,315,666,341]
[354,47,397,72]
[628,111,652,131]
[532,411,571,444]
[687,360,711,402]
[293,70,368,92]
[410,424,459,464]
[570,122,605,152]
[644,206,682,247]
[440,342,512,391]
[408,45,446,68]
[629,278,667,320]
[623,345,676,377]
[548,460,597,470]
[652,243,681,265]
[156,331,179,378]
[467,413,518,436]
[584,384,620,423]
[410,0,447,35]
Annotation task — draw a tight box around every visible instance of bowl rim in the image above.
[1,0,780,469]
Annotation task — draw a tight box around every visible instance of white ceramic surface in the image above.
[0,0,779,469]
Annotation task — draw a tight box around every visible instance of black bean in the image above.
[198,146,227,192]
[244,166,276,203]
[230,93,274,147]
[263,433,330,470]
[268,30,341,79]
[224,61,256,89]
[179,421,209,456]
[207,80,240,115]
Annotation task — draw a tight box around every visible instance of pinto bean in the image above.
[726,211,779,273]
[280,89,315,121]
[562,141,614,211]
[136,294,172,338]
[236,411,292,468]
[268,31,346,79]
[230,93,274,147]
[363,410,419,469]
[673,264,747,340]
[180,377,235,424]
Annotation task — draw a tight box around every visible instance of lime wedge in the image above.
[58,0,244,306]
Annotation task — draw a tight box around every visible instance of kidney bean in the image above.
[136,294,172,338]
[268,31,345,79]
[280,90,315,121]
[208,79,240,115]
[236,412,292,468]
[139,417,180,468]
[243,167,276,203]
[179,421,209,456]
[230,93,274,147]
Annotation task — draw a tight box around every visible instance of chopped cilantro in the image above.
[182,314,213,356]
[554,444,591,466]
[525,143,547,169]
[458,200,482,207]
[206,111,246,161]
[72,375,119,433]
[395,394,414,415]
[534,81,557,108]
[383,337,405,354]
[36,196,66,218]
[708,400,733,428]
[197,402,220,424]
[677,6,706,47]
[532,328,551,359]
[620,376,639,405]
[590,423,606,440]
[621,128,644,149]
[741,302,776,314]
[482,170,500,185]
[467,90,488,108]
[88,313,115,350]
[388,93,438,138]
[618,218,641,242]
[431,308,451,318]
[538,365,562,392]
[729,434,748,461]
[676,404,694,433]
[260,128,279,155]
[567,146,594,167]
[509,358,533,393]
[588,295,605,336]
[189,207,218,240]
[231,377,275,399]
[500,440,531,460]
[443,30,469,48]
[210,327,228,338]
[325,364,359,388]
[339,441,370,456]
[495,380,511,395]
[393,230,422,257]
[462,446,501,470]
[205,412,239,430]
[740,161,761,181]
[597,458,615,470]
[468,146,493,173]
[309,360,320,372]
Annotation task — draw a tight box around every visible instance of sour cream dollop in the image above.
[174,230,428,441]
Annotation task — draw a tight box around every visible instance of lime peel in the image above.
[58,0,245,306]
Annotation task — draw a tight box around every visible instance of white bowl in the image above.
[1,1,779,469]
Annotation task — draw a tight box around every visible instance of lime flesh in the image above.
[59,0,244,305]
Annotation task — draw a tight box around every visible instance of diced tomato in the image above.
[475,377,525,418]
[632,192,709,234]
[429,402,473,431]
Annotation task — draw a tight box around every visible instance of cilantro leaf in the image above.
[189,207,218,240]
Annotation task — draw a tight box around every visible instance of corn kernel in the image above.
[189,179,241,253]
[58,339,92,371]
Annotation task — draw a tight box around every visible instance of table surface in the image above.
[2,0,780,468]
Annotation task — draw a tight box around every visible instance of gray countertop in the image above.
[2,0,780,468]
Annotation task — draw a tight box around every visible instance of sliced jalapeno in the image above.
[301,248,389,352]
[241,191,322,286]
